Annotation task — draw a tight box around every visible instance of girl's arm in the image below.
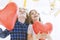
[27,24,33,40]
[27,34,33,40]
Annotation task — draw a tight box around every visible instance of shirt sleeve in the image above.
[27,24,33,35]
[0,29,10,38]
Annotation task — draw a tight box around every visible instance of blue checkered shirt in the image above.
[0,21,28,40]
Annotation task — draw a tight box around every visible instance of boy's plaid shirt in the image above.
[0,21,28,40]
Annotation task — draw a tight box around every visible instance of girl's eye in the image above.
[38,13,39,15]
[31,13,34,15]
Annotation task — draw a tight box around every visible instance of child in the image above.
[27,10,52,40]
[0,8,29,40]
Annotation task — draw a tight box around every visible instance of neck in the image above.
[18,18,25,24]
[33,20,39,23]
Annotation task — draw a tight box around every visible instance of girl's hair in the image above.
[29,10,41,24]
[25,13,29,25]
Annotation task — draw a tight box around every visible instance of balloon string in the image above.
[24,0,26,8]
[9,0,12,3]
[32,0,39,2]
[54,10,60,16]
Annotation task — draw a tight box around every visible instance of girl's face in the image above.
[30,10,40,22]
[18,8,27,19]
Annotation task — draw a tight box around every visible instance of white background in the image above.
[0,0,60,40]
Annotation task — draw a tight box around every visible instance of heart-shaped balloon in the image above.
[33,21,44,34]
[33,21,52,34]
[0,2,17,31]
[43,23,52,34]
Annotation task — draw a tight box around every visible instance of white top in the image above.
[27,24,52,40]
[27,24,39,40]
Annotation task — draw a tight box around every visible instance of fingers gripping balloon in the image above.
[0,2,17,31]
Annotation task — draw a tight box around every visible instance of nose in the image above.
[34,14,39,17]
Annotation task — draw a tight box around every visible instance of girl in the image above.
[27,10,52,40]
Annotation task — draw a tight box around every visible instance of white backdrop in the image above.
[0,0,60,40]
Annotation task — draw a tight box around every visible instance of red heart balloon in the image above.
[44,23,52,34]
[33,21,44,34]
[33,21,52,34]
[0,2,17,31]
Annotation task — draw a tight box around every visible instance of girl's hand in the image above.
[36,32,42,39]
[46,34,52,40]
[41,33,52,40]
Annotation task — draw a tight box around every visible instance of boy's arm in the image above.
[0,28,10,38]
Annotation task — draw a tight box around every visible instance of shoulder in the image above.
[28,24,33,30]
[28,24,32,27]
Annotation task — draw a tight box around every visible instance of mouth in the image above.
[18,16,26,18]
[34,16,38,18]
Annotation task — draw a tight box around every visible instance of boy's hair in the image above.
[17,8,29,24]
[29,10,41,24]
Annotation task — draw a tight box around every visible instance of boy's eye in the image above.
[31,13,33,15]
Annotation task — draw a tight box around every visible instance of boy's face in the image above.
[18,8,27,19]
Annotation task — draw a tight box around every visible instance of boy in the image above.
[0,8,29,40]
